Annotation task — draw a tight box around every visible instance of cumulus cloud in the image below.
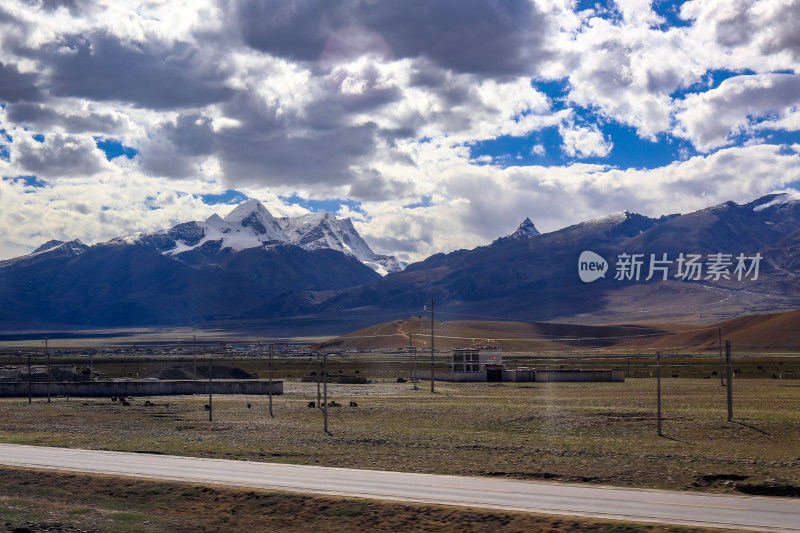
[0,0,798,264]
[356,144,800,260]
[681,0,800,66]
[0,62,43,102]
[11,132,109,178]
[559,122,613,158]
[674,73,800,151]
[235,0,554,76]
[27,31,235,110]
[5,101,128,134]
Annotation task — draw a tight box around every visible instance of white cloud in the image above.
[0,0,799,266]
[559,122,613,158]
[355,143,800,261]
[674,73,800,151]
[9,131,109,179]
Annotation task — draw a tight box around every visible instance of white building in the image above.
[451,346,502,373]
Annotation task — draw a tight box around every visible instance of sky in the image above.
[1,0,800,264]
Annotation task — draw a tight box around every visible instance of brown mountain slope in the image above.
[313,309,800,353]
[312,318,673,352]
[614,309,800,352]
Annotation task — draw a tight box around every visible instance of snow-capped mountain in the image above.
[277,212,404,275]
[0,238,88,269]
[493,217,541,245]
[3,192,799,329]
[112,199,405,275]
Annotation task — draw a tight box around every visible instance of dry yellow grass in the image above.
[1,379,798,495]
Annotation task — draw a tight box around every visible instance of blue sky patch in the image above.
[95,138,138,160]
[651,0,692,28]
[531,79,570,111]
[403,195,433,209]
[469,119,690,170]
[283,194,362,214]
[671,69,758,100]
[199,190,250,205]
[3,175,48,188]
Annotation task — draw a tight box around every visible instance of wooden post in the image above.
[269,345,274,418]
[413,347,418,391]
[718,327,724,386]
[726,340,733,422]
[657,351,662,437]
[323,351,328,434]
[208,357,213,422]
[316,352,321,409]
[45,338,50,404]
[430,299,435,393]
[193,335,197,386]
[27,350,32,404]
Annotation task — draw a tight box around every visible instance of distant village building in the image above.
[451,347,502,373]
[435,346,624,383]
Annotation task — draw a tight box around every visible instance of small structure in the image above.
[433,347,624,383]
[451,346,502,373]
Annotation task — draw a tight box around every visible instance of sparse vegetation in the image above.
[1,379,798,495]
[0,467,734,532]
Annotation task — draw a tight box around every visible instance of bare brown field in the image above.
[313,309,800,354]
[618,309,800,353]
[312,317,680,352]
[1,379,798,497]
[0,467,728,533]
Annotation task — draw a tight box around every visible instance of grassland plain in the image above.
[1,379,798,497]
[0,467,732,533]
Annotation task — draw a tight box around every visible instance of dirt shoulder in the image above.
[0,466,730,533]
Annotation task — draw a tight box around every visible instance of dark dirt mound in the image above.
[0,366,94,382]
[141,365,256,380]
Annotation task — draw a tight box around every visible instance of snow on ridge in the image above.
[154,199,405,274]
[583,210,630,227]
[753,191,800,212]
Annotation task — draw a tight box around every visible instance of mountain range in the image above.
[1,193,799,330]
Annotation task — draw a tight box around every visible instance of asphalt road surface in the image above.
[1,443,798,531]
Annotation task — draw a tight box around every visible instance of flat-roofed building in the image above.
[451,346,502,373]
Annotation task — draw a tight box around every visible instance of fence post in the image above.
[726,340,733,422]
[657,351,662,436]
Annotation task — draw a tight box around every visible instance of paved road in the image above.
[1,443,798,531]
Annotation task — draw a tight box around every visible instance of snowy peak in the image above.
[751,191,800,212]
[117,199,405,275]
[278,212,406,275]
[493,217,541,245]
[34,240,69,254]
[0,238,87,269]
[222,199,271,223]
[222,199,286,241]
[31,239,86,256]
[508,217,540,239]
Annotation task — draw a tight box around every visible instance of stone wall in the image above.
[0,379,283,397]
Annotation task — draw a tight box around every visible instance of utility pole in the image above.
[45,337,51,403]
[208,356,213,422]
[718,327,724,386]
[316,352,321,409]
[430,298,435,393]
[408,331,418,390]
[27,349,32,404]
[323,351,328,434]
[726,340,733,422]
[193,335,197,385]
[657,351,662,437]
[413,346,418,391]
[268,345,274,418]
